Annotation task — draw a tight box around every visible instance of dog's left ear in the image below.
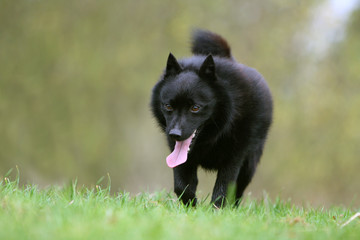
[199,55,216,80]
[165,53,182,77]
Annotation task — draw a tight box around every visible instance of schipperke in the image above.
[151,29,273,207]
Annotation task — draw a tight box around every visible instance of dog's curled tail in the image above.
[191,29,231,58]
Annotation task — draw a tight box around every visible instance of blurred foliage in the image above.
[0,0,359,206]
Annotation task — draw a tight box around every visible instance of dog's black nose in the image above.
[169,129,182,141]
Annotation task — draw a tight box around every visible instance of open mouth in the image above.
[188,129,199,153]
[166,129,199,168]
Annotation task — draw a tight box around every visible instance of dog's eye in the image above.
[164,104,173,111]
[190,105,200,113]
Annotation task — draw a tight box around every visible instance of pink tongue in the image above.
[166,135,193,168]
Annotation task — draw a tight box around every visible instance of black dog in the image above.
[151,30,272,207]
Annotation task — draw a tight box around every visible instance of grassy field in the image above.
[0,174,359,240]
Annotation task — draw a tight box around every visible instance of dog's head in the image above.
[159,53,217,142]
[151,53,221,168]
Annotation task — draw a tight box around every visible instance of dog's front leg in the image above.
[211,163,241,208]
[173,165,198,206]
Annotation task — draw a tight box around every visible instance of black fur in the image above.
[151,30,273,207]
[191,29,231,58]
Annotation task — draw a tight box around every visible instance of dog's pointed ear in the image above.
[165,53,182,77]
[199,55,216,79]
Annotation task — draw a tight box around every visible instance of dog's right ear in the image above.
[165,53,182,77]
[199,54,216,80]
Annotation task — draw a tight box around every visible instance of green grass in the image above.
[0,174,359,240]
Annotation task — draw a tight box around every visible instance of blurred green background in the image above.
[1,0,359,206]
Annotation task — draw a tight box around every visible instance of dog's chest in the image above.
[190,144,224,170]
